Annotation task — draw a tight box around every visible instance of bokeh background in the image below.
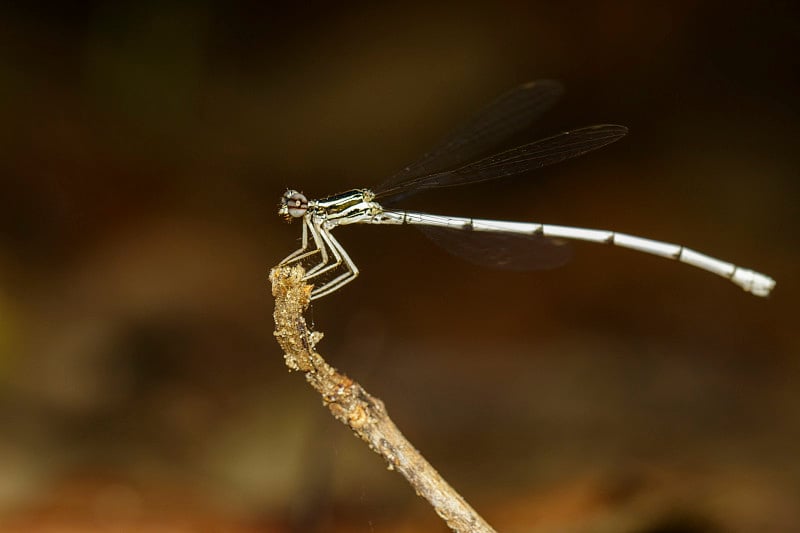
[0,2,797,532]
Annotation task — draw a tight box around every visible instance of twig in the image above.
[270,265,497,533]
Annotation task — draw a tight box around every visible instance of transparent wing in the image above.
[418,225,573,271]
[375,80,564,196]
[373,124,627,200]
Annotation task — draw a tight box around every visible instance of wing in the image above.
[374,124,628,200]
[418,225,573,271]
[374,80,564,198]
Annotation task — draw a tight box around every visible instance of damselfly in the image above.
[278,81,775,300]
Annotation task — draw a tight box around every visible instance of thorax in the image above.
[311,189,382,227]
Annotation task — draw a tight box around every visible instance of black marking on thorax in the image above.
[316,189,369,215]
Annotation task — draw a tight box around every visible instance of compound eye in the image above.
[283,190,308,218]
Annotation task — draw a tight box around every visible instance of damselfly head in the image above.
[279,190,308,220]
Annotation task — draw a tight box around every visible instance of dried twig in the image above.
[270,265,497,533]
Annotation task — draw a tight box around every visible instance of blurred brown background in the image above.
[0,1,797,532]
